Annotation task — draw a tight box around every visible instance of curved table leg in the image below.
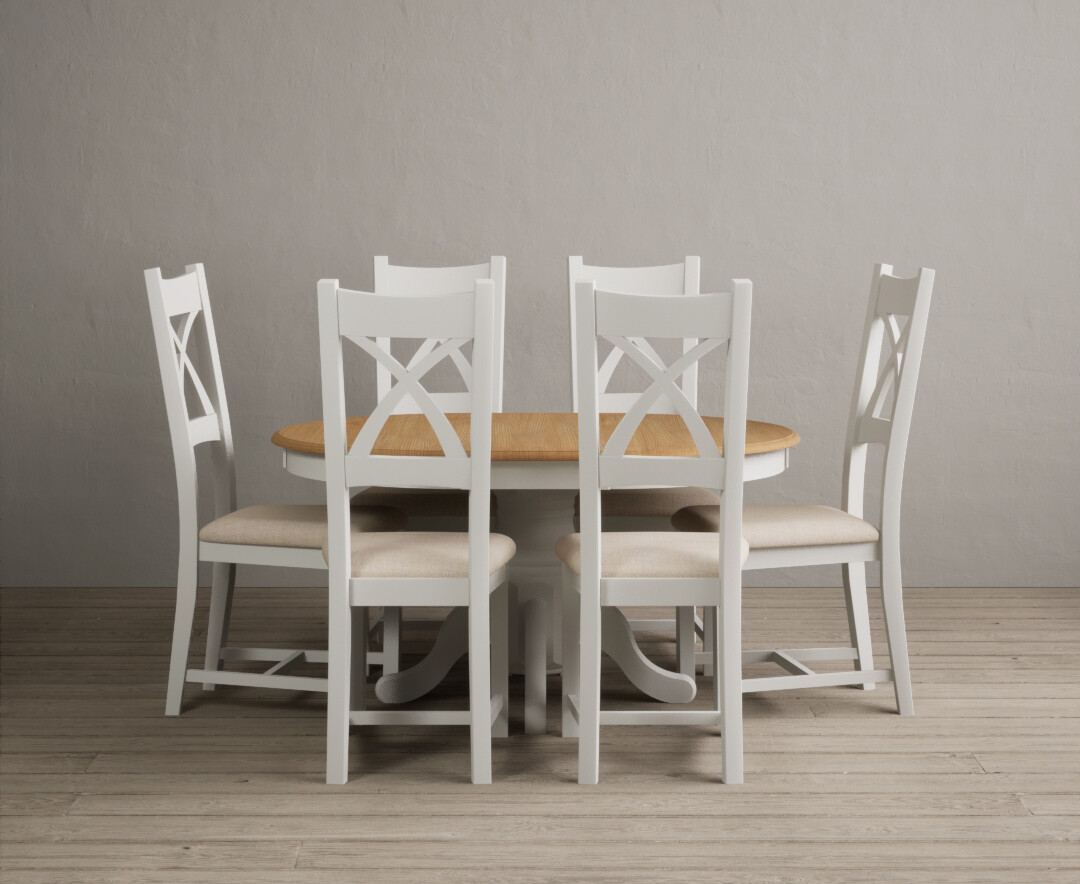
[376,602,697,707]
[375,606,468,704]
[601,607,697,704]
[374,486,701,709]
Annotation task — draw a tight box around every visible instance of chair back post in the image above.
[316,278,353,782]
[719,280,752,574]
[681,256,702,408]
[468,280,497,597]
[842,265,936,539]
[374,256,506,413]
[489,256,507,412]
[568,258,585,413]
[568,256,700,413]
[145,264,236,540]
[317,279,353,598]
[574,281,603,587]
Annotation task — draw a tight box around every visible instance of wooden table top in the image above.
[271,412,799,461]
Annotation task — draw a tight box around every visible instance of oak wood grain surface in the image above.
[270,412,800,459]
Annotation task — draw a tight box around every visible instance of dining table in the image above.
[271,411,799,728]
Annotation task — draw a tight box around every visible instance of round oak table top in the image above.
[271,412,800,461]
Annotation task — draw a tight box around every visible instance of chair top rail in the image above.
[595,290,732,341]
[337,288,476,341]
[377,257,499,296]
[159,271,203,318]
[569,258,693,296]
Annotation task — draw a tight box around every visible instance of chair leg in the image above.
[381,606,402,675]
[561,575,580,738]
[350,607,369,712]
[506,581,521,676]
[719,571,744,784]
[578,576,601,785]
[708,605,719,709]
[524,597,548,735]
[676,606,696,677]
[326,587,352,786]
[881,552,915,716]
[702,607,716,677]
[491,583,509,739]
[202,561,236,690]
[469,589,493,784]
[842,561,876,691]
[165,548,199,717]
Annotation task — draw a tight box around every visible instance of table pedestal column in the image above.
[497,488,577,672]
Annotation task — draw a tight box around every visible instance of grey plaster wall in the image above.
[2,0,1078,588]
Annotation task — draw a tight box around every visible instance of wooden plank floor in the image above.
[2,586,1078,882]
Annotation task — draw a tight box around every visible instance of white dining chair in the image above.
[145,264,406,716]
[569,257,719,676]
[352,256,505,520]
[558,279,753,784]
[569,257,716,515]
[319,276,514,785]
[673,264,935,716]
[351,257,506,673]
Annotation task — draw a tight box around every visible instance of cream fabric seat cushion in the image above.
[351,487,497,519]
[199,505,406,549]
[574,487,720,519]
[322,531,516,579]
[672,504,880,549]
[555,531,749,578]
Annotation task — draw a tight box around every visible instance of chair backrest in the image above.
[374,256,506,414]
[575,279,752,572]
[318,276,496,561]
[145,264,236,532]
[568,257,701,413]
[841,264,935,536]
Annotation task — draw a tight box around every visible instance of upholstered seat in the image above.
[351,487,497,519]
[574,487,720,519]
[555,531,749,578]
[199,504,406,549]
[672,504,880,549]
[322,531,516,579]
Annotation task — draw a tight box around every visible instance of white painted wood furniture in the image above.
[145,264,405,716]
[570,256,717,676]
[559,279,753,784]
[353,255,505,519]
[350,257,506,677]
[318,277,514,785]
[568,256,716,514]
[274,414,796,730]
[673,264,935,715]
